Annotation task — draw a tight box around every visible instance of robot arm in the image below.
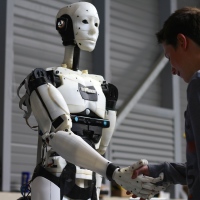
[49,133,165,200]
[97,110,116,155]
[27,68,72,134]
[97,82,118,155]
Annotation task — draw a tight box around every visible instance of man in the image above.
[131,7,200,200]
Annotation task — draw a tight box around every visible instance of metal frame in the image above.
[116,55,168,128]
[0,0,14,191]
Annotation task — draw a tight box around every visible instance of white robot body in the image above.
[24,66,116,200]
[18,2,118,200]
[18,2,165,200]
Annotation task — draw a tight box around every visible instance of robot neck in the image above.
[62,45,80,71]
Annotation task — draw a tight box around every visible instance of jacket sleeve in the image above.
[148,162,186,185]
[187,78,200,175]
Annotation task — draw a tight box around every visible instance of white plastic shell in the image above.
[49,131,109,178]
[56,2,100,52]
[97,110,116,155]
[30,83,72,134]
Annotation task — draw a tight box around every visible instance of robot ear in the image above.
[56,14,74,46]
[56,17,68,31]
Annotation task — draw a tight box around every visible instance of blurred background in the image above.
[0,0,200,199]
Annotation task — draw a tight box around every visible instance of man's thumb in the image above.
[132,170,139,179]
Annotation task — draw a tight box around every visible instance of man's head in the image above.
[156,7,200,83]
[56,2,100,52]
[156,7,200,47]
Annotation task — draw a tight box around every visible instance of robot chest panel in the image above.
[57,73,106,118]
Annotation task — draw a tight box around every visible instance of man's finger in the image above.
[132,166,149,179]
[132,169,139,179]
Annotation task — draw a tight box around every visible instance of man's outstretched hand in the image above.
[132,165,149,179]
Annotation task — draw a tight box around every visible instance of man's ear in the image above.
[177,33,187,49]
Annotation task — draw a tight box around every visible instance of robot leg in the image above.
[31,177,74,200]
[95,173,103,200]
[31,177,60,200]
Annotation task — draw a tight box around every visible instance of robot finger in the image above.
[152,185,166,192]
[132,188,155,199]
[131,159,148,171]
[141,183,165,192]
[137,174,157,183]
[151,172,164,183]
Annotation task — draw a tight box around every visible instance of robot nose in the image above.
[88,26,97,35]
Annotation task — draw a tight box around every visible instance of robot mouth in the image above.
[78,39,96,43]
[83,38,97,42]
[84,38,96,41]
[87,39,96,43]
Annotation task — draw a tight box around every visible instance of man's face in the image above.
[162,42,192,83]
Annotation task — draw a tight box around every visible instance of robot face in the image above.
[73,4,100,52]
[56,2,100,52]
[74,14,99,52]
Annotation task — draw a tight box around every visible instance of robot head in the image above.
[56,2,100,52]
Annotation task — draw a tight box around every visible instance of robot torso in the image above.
[47,67,106,119]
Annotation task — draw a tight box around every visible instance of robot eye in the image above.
[82,19,88,24]
[95,23,98,27]
[57,20,65,29]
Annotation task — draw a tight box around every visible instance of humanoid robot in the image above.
[18,2,164,200]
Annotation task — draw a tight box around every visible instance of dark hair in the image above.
[156,7,200,47]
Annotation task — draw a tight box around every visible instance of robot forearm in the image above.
[47,132,165,200]
[97,110,116,155]
[49,132,167,200]
[48,130,115,178]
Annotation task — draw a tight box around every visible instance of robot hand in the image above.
[112,159,165,200]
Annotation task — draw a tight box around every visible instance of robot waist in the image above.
[71,123,102,147]
[71,115,110,128]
